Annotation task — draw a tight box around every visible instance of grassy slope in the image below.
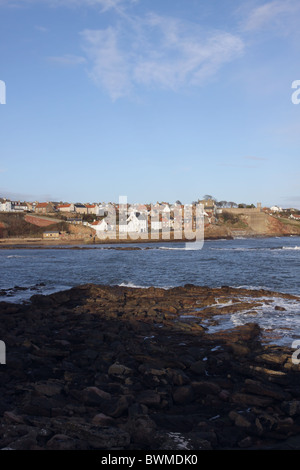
[0,213,70,238]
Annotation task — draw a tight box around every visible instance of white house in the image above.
[90,219,109,232]
[0,201,12,212]
[11,201,28,212]
[151,220,162,231]
[119,211,148,233]
[270,205,282,212]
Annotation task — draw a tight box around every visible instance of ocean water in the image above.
[1,236,299,345]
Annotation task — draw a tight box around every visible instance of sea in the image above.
[1,235,300,345]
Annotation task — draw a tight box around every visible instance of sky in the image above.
[0,0,300,207]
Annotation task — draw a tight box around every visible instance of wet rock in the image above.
[243,379,290,401]
[191,381,221,397]
[50,418,130,449]
[108,363,133,378]
[106,395,131,418]
[229,410,252,429]
[33,381,64,397]
[238,436,253,448]
[3,411,25,424]
[172,386,194,405]
[91,413,115,427]
[1,283,300,450]
[137,390,161,407]
[126,415,157,447]
[82,387,112,406]
[46,434,84,450]
[231,392,274,407]
[282,400,300,416]
[189,361,206,375]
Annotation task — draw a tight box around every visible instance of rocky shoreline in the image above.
[1,284,300,450]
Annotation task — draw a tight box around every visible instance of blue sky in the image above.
[0,0,300,207]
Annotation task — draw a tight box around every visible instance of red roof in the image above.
[36,203,50,208]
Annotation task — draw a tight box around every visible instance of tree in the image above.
[228,201,238,208]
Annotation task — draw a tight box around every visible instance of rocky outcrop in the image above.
[0,284,300,450]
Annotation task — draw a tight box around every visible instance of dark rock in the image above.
[172,386,194,405]
[1,283,300,450]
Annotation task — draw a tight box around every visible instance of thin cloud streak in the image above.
[0,189,59,201]
[81,14,245,100]
[240,0,300,32]
[0,0,138,9]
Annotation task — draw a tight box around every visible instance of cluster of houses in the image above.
[0,200,105,216]
[89,202,204,235]
[1,197,300,234]
[0,198,216,234]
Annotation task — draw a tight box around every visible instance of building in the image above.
[90,219,109,232]
[85,204,99,215]
[270,205,282,212]
[12,201,29,212]
[43,231,60,239]
[0,201,12,212]
[198,199,216,212]
[66,217,82,224]
[35,202,55,214]
[74,204,88,215]
[57,203,74,213]
[119,211,148,233]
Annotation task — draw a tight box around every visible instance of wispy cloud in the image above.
[47,54,87,66]
[35,25,49,33]
[0,189,59,201]
[81,14,244,100]
[240,0,300,32]
[81,28,132,100]
[0,0,138,9]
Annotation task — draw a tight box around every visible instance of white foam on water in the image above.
[118,282,173,290]
[118,282,149,289]
[282,246,300,250]
[167,432,191,450]
[158,246,188,251]
[206,295,300,346]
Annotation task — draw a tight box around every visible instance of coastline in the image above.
[1,283,300,450]
[0,232,298,249]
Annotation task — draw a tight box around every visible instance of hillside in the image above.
[0,213,70,239]
[0,211,300,243]
[207,211,300,239]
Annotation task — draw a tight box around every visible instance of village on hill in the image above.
[0,196,300,242]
